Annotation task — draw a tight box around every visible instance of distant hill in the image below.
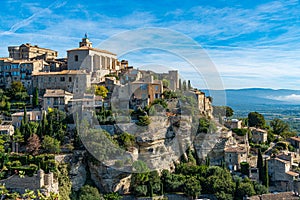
[202,88,300,113]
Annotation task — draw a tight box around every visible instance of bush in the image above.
[79,185,103,200]
[232,128,247,136]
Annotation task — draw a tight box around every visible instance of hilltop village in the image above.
[0,36,300,200]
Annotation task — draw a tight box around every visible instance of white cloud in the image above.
[269,94,300,102]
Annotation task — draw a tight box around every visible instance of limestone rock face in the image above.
[88,160,131,194]
[135,116,193,171]
[193,126,233,165]
[68,151,87,192]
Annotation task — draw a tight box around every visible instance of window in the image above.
[140,84,147,90]
[69,77,72,82]
[155,86,159,91]
[229,154,231,157]
[229,159,231,162]
[74,55,78,62]
[60,77,65,82]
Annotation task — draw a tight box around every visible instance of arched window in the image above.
[74,55,78,62]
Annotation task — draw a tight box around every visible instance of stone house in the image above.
[43,89,73,111]
[68,93,103,112]
[224,145,248,171]
[0,169,58,196]
[11,110,42,127]
[112,79,163,110]
[250,127,268,144]
[0,123,14,135]
[193,89,213,118]
[225,119,243,129]
[268,153,299,192]
[289,136,300,149]
[8,43,57,61]
[119,67,142,85]
[32,70,91,95]
[249,192,299,200]
[0,58,48,93]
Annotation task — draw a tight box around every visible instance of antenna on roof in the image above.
[84,33,88,39]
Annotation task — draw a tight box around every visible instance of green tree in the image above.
[270,118,289,135]
[57,164,72,200]
[117,132,135,149]
[26,133,41,156]
[42,135,61,154]
[131,161,151,196]
[240,162,250,177]
[148,170,161,195]
[103,192,121,200]
[136,115,150,126]
[162,79,170,88]
[95,85,108,98]
[262,159,269,188]
[7,81,28,101]
[13,128,24,153]
[179,78,182,90]
[248,112,265,128]
[198,118,216,134]
[182,80,187,91]
[187,80,192,90]
[257,148,263,182]
[79,185,104,200]
[33,87,39,108]
[184,176,201,199]
[252,181,268,195]
[235,181,255,200]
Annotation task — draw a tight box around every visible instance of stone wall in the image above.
[0,170,58,195]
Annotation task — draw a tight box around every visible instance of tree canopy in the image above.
[248,112,265,128]
[270,118,289,135]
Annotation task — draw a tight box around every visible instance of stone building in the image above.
[43,89,73,111]
[194,89,213,118]
[11,110,43,127]
[32,70,91,95]
[8,43,57,60]
[251,127,268,144]
[289,136,300,149]
[268,153,299,192]
[0,123,14,135]
[0,58,48,93]
[224,145,248,171]
[68,93,103,112]
[0,169,58,196]
[139,70,179,91]
[112,79,163,110]
[67,36,119,82]
[225,119,243,129]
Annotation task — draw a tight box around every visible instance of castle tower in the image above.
[79,33,92,48]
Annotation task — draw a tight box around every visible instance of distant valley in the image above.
[202,88,300,120]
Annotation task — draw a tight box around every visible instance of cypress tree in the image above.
[49,118,53,137]
[179,78,182,90]
[205,156,210,166]
[262,158,269,188]
[182,80,187,91]
[33,87,39,108]
[257,148,263,182]
[188,80,192,89]
[41,112,48,136]
[23,106,28,124]
[160,182,164,195]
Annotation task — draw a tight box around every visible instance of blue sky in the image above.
[1,0,300,89]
